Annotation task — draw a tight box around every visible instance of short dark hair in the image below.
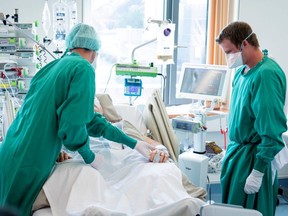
[215,21,260,48]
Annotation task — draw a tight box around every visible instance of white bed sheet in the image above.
[40,146,204,216]
[33,208,52,216]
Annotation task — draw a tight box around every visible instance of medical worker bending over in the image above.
[216,21,287,216]
[0,23,158,216]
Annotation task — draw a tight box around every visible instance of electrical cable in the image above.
[132,96,139,103]
[37,46,48,68]
[103,64,116,93]
[42,47,48,64]
[38,48,43,69]
[220,116,228,150]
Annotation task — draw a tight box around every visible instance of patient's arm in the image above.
[57,148,168,163]
[143,136,161,146]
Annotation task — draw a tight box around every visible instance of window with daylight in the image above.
[84,0,209,105]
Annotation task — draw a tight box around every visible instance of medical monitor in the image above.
[177,63,230,102]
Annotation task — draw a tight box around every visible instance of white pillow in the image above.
[114,104,147,135]
[95,94,122,123]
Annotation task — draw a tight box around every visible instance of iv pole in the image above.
[129,19,174,104]
[131,38,157,63]
[130,37,168,106]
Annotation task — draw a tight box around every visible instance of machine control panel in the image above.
[115,63,158,77]
[172,117,202,133]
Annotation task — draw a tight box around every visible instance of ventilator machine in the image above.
[174,63,231,189]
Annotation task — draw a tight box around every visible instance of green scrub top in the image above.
[221,53,287,216]
[0,52,137,215]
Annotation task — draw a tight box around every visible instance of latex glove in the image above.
[244,169,264,194]
[90,154,105,170]
[134,140,156,159]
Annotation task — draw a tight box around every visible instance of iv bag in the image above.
[52,0,69,48]
[67,0,78,28]
[42,0,51,35]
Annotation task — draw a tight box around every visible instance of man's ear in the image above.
[242,40,249,47]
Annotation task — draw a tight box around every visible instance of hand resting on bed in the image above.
[134,140,156,160]
[57,143,169,165]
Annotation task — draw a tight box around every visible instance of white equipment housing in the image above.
[178,151,208,189]
[200,203,263,216]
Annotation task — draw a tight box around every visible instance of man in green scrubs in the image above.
[216,21,287,216]
[0,23,156,216]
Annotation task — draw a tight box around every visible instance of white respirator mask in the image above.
[226,51,243,69]
[92,58,97,70]
[91,52,99,70]
[225,32,254,69]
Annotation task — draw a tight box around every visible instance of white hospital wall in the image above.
[0,0,83,62]
[238,0,288,115]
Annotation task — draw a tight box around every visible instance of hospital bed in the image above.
[32,90,205,216]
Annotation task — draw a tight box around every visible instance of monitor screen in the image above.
[177,63,231,102]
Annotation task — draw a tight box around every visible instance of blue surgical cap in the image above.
[65,23,101,51]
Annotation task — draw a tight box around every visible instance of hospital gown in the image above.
[221,54,287,216]
[0,52,136,216]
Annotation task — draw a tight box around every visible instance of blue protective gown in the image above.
[221,52,287,216]
[0,53,137,215]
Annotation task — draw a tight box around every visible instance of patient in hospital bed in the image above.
[32,94,206,216]
[33,146,205,216]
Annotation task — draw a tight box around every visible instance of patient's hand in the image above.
[56,151,72,162]
[142,137,169,163]
[149,147,169,163]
